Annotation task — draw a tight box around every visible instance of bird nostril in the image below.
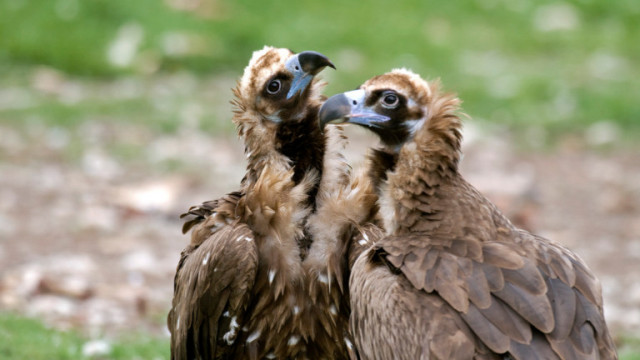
[295,66,300,70]
[352,100,357,105]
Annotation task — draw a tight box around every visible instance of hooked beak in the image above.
[318,89,390,129]
[286,51,335,99]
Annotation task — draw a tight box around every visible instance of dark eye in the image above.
[381,92,399,109]
[266,79,281,94]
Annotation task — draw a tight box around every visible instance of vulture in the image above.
[168,46,360,359]
[319,69,618,359]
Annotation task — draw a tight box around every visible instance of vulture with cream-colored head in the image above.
[319,69,617,359]
[168,46,360,359]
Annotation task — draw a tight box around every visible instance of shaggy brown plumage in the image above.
[319,69,617,360]
[168,47,358,359]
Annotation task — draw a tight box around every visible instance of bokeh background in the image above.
[1,0,639,358]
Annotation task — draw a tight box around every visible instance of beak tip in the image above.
[318,92,352,128]
[298,51,335,74]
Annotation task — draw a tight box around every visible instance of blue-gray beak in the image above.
[285,51,335,99]
[319,89,390,129]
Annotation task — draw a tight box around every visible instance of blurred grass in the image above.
[0,313,169,360]
[620,335,640,360]
[1,1,638,356]
[0,0,639,147]
[0,313,639,359]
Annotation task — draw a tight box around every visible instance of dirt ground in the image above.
[0,122,638,341]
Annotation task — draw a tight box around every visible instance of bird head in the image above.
[232,46,335,187]
[233,46,334,129]
[319,69,462,157]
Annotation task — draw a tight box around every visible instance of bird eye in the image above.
[266,79,281,94]
[381,92,399,109]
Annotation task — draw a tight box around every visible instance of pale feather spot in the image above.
[213,267,218,272]
[176,315,180,330]
[266,353,276,359]
[246,330,261,343]
[362,232,370,242]
[265,112,282,123]
[358,238,367,246]
[236,235,244,242]
[406,118,426,137]
[268,270,276,284]
[346,187,360,200]
[223,316,239,344]
[244,236,252,241]
[403,140,418,153]
[318,273,329,284]
[222,311,230,317]
[291,111,305,121]
[242,326,249,332]
[330,304,337,316]
[293,306,300,315]
[344,337,354,350]
[288,335,300,346]
[202,252,210,265]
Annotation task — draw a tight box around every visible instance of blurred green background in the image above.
[1,0,639,145]
[1,0,639,358]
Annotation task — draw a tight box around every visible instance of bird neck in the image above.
[379,139,512,245]
[376,95,465,235]
[275,104,326,191]
[239,104,325,193]
[367,148,399,191]
[375,130,465,237]
[234,103,325,260]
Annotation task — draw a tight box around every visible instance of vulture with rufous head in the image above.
[319,69,617,360]
[169,46,360,359]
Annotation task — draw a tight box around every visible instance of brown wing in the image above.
[350,243,489,359]
[365,233,617,359]
[348,223,385,269]
[524,233,617,360]
[168,222,258,360]
[180,191,242,234]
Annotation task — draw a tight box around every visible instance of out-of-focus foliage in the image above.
[1,313,639,359]
[619,335,640,360]
[0,0,638,140]
[0,313,169,359]
[0,2,639,356]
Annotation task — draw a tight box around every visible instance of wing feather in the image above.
[461,303,511,353]
[466,261,492,308]
[372,234,616,358]
[180,191,242,234]
[546,277,577,340]
[169,223,258,359]
[493,282,554,333]
[476,296,532,344]
[509,332,561,360]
